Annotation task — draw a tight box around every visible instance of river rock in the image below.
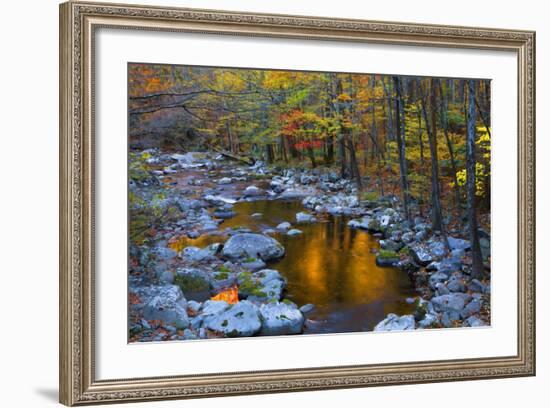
[241,258,267,272]
[436,258,463,277]
[160,270,175,284]
[429,272,448,289]
[448,236,471,251]
[462,297,482,318]
[296,212,316,223]
[402,231,415,244]
[177,198,207,211]
[174,268,211,301]
[238,269,286,302]
[464,316,485,327]
[142,285,189,329]
[374,313,415,331]
[153,246,178,261]
[243,185,264,197]
[431,293,471,320]
[299,303,315,314]
[222,233,285,261]
[447,275,467,293]
[279,188,312,199]
[379,239,403,252]
[259,302,305,336]
[429,240,447,258]
[409,245,433,266]
[467,278,487,293]
[418,313,438,328]
[217,177,233,185]
[434,282,450,296]
[287,229,303,236]
[181,246,214,262]
[276,222,292,231]
[347,217,371,230]
[201,300,229,318]
[213,210,236,219]
[205,300,261,337]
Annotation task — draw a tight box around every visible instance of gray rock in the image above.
[174,268,211,301]
[429,241,447,258]
[441,312,453,327]
[429,272,448,289]
[409,245,433,266]
[222,233,285,261]
[243,185,264,197]
[436,258,463,277]
[374,313,415,331]
[296,212,316,223]
[300,174,318,185]
[299,303,315,314]
[153,246,177,260]
[160,270,175,284]
[418,313,438,328]
[287,229,303,236]
[347,217,371,230]
[448,236,471,251]
[376,254,399,267]
[181,246,213,262]
[415,230,428,241]
[464,316,485,327]
[434,282,450,296]
[183,328,198,340]
[187,300,202,314]
[431,293,471,320]
[461,297,482,318]
[259,302,305,336]
[238,269,286,302]
[241,258,267,272]
[402,231,415,244]
[201,300,229,318]
[177,199,206,211]
[276,222,292,231]
[142,285,189,329]
[213,210,236,219]
[447,275,467,293]
[379,239,403,252]
[205,300,261,337]
[251,213,262,219]
[217,177,233,185]
[451,248,465,258]
[279,188,312,199]
[379,215,392,228]
[467,279,486,293]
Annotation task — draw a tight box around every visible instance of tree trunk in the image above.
[420,79,449,252]
[466,80,485,279]
[438,80,462,215]
[393,76,412,225]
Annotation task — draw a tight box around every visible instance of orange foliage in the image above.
[211,285,239,304]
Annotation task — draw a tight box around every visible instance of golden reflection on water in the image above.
[168,200,415,332]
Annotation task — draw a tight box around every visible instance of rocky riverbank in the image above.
[128,149,490,342]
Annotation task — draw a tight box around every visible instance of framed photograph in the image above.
[59,1,536,405]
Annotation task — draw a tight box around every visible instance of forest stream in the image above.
[167,170,415,334]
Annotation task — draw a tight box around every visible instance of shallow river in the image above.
[179,198,416,334]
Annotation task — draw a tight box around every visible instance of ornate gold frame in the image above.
[59,1,536,405]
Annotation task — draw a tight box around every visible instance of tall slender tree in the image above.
[466,80,485,279]
[393,76,412,225]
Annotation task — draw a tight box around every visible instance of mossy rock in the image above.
[368,219,382,232]
[174,269,211,301]
[378,249,398,259]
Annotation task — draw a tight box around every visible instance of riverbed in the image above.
[170,196,416,334]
